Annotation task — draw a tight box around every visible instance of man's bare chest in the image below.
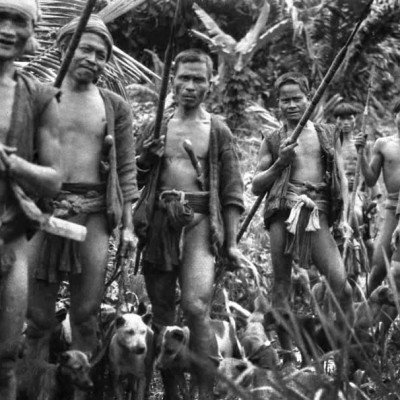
[0,85,16,141]
[164,120,210,160]
[294,129,322,159]
[59,94,106,141]
[382,141,400,169]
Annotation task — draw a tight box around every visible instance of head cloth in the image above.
[0,0,40,24]
[57,15,113,61]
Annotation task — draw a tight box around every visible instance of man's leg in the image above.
[26,232,59,362]
[367,209,397,295]
[180,216,216,400]
[311,214,354,331]
[268,216,295,364]
[144,270,178,400]
[69,213,108,355]
[69,213,109,399]
[0,236,29,400]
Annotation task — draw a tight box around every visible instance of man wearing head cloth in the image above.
[26,15,139,398]
[0,0,62,399]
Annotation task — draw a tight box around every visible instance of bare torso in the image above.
[377,135,400,193]
[0,79,16,203]
[59,87,106,183]
[341,137,357,185]
[159,114,210,192]
[289,122,324,183]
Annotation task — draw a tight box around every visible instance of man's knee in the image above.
[181,296,209,320]
[26,308,54,337]
[70,303,98,335]
[272,277,291,309]
[0,346,17,388]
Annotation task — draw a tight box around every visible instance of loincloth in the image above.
[142,190,209,273]
[35,182,106,283]
[283,180,330,269]
[385,192,398,211]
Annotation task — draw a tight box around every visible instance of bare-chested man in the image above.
[252,72,353,367]
[357,99,400,295]
[25,15,138,397]
[135,49,244,400]
[333,102,376,282]
[0,1,61,398]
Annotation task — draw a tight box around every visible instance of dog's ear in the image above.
[142,312,153,327]
[137,301,147,316]
[115,315,126,328]
[208,355,222,367]
[59,351,71,365]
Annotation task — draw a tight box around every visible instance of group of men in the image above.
[1,1,400,400]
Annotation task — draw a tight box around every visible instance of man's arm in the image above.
[356,135,383,187]
[8,98,62,197]
[251,138,296,196]
[335,139,349,223]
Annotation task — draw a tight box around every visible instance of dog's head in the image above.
[215,358,253,397]
[156,326,190,370]
[58,350,93,391]
[114,313,152,355]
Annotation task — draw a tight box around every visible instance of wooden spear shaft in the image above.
[54,0,98,88]
[343,66,375,260]
[153,0,183,139]
[237,0,374,242]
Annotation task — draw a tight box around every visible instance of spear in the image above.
[343,66,375,261]
[153,0,184,139]
[237,0,374,242]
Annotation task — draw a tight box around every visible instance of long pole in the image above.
[343,66,375,260]
[153,0,183,139]
[237,0,374,242]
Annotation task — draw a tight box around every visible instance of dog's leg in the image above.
[112,374,124,400]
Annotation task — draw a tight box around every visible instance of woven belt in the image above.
[158,190,209,214]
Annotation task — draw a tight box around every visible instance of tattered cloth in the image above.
[283,180,330,269]
[142,191,209,273]
[35,182,106,283]
[386,192,398,211]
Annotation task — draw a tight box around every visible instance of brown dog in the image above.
[17,350,92,400]
[108,313,154,400]
[155,320,237,399]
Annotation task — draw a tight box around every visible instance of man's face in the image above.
[336,115,356,135]
[278,83,309,124]
[173,61,210,110]
[0,9,32,61]
[64,32,108,84]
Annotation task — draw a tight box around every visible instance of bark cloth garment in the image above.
[35,88,139,283]
[133,114,245,272]
[0,71,59,279]
[262,122,343,269]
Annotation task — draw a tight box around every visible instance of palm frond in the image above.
[97,0,147,24]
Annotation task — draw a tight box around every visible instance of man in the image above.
[25,15,139,396]
[0,0,62,398]
[333,102,376,285]
[357,99,400,295]
[252,72,353,366]
[135,49,244,400]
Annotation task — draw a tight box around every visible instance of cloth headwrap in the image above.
[57,15,113,61]
[0,0,40,23]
